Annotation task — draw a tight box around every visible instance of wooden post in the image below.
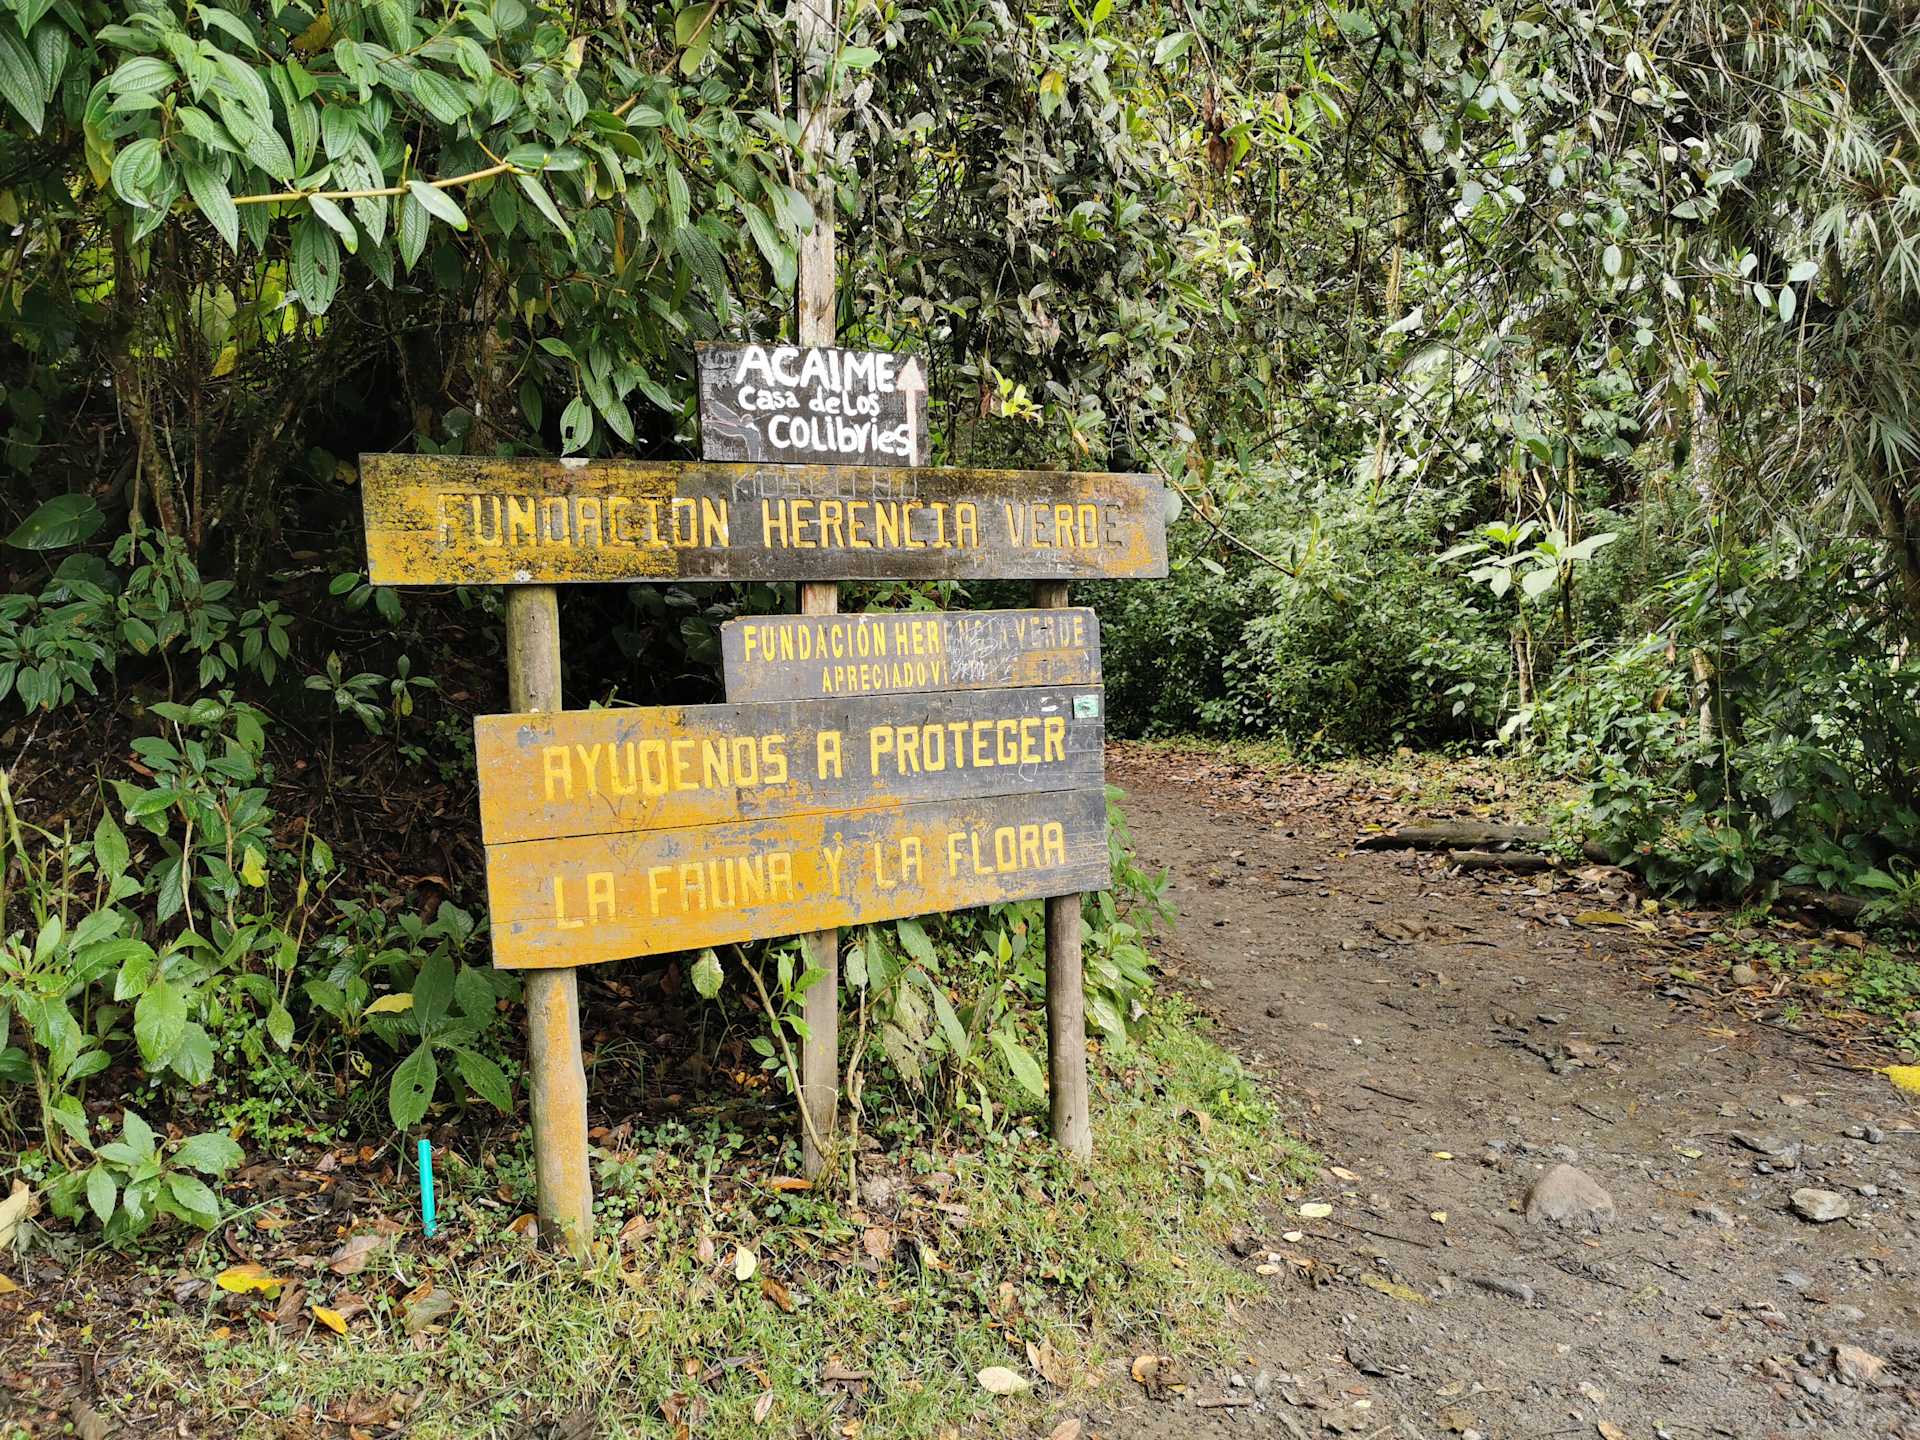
[1033,579,1093,1159]
[507,586,593,1253]
[792,0,839,1180]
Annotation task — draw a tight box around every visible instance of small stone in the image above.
[1730,962,1759,986]
[1833,1344,1888,1384]
[1229,1371,1246,1389]
[1700,1305,1724,1319]
[1693,1204,1733,1227]
[1864,1126,1886,1144]
[1858,1184,1879,1198]
[1791,1188,1852,1223]
[1824,1305,1867,1322]
[1845,1125,1868,1140]
[1732,1131,1792,1156]
[1251,1370,1272,1399]
[1781,1271,1813,1290]
[1524,1164,1616,1231]
[1795,1373,1826,1399]
[1471,1276,1536,1304]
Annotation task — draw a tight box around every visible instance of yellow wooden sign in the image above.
[721,608,1100,701]
[485,787,1110,969]
[360,454,1172,585]
[474,687,1105,846]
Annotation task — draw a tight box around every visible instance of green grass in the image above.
[116,999,1311,1439]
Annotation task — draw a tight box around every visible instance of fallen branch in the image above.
[1355,822,1549,850]
[1447,848,1559,872]
[1775,885,1871,923]
[1355,822,1610,864]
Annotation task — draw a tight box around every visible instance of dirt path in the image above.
[1090,749,1920,1440]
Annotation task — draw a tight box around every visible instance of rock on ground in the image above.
[1523,1164,1617,1232]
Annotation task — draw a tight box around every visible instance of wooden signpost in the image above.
[356,0,1172,1243]
[359,454,1171,586]
[721,607,1101,701]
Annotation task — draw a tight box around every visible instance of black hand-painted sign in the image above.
[697,342,930,468]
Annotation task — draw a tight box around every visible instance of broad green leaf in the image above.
[389,1041,438,1129]
[172,1132,244,1175]
[452,1047,511,1112]
[182,160,240,253]
[0,26,43,132]
[109,138,165,208]
[991,1028,1047,1099]
[6,494,104,549]
[165,1173,221,1227]
[406,179,468,231]
[86,1167,118,1225]
[397,190,429,269]
[559,394,592,454]
[307,194,358,253]
[412,949,454,1026]
[516,172,573,245]
[134,979,187,1068]
[408,69,468,125]
[691,948,724,998]
[290,214,340,313]
[107,54,177,98]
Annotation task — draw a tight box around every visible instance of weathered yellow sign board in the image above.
[721,608,1100,701]
[485,787,1110,969]
[474,687,1105,845]
[359,454,1172,586]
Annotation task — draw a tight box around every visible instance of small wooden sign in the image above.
[474,686,1105,845]
[721,608,1101,701]
[697,343,930,467]
[359,455,1171,585]
[485,787,1110,969]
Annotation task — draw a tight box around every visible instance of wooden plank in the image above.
[698,343,930,467]
[721,607,1101,702]
[484,787,1111,969]
[474,685,1106,846]
[359,454,1171,585]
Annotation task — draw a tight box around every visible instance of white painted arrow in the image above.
[895,354,927,464]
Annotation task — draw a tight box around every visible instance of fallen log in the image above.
[1776,885,1871,923]
[1362,825,1878,924]
[1447,848,1558,872]
[1355,822,1548,851]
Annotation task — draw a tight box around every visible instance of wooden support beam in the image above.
[506,586,593,1255]
[1034,579,1092,1160]
[792,0,839,1182]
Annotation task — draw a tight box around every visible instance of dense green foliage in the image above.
[2,0,1918,1251]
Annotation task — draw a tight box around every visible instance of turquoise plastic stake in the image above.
[419,1138,436,1238]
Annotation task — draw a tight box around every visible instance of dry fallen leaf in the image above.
[760,1272,794,1313]
[752,1391,775,1424]
[1298,1202,1333,1219]
[1596,1423,1628,1440]
[734,1247,758,1282]
[1430,1211,1448,1224]
[1362,1275,1430,1305]
[1329,1165,1359,1182]
[862,1227,896,1261]
[311,1304,349,1335]
[1130,1355,1166,1384]
[328,1233,384,1276]
[0,1274,18,1295]
[1047,1421,1083,1440]
[1027,1338,1070,1388]
[215,1263,284,1295]
[0,1181,39,1251]
[976,1366,1030,1396]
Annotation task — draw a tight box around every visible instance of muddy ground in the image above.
[1085,747,1920,1440]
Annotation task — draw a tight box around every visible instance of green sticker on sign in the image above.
[1074,694,1100,720]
